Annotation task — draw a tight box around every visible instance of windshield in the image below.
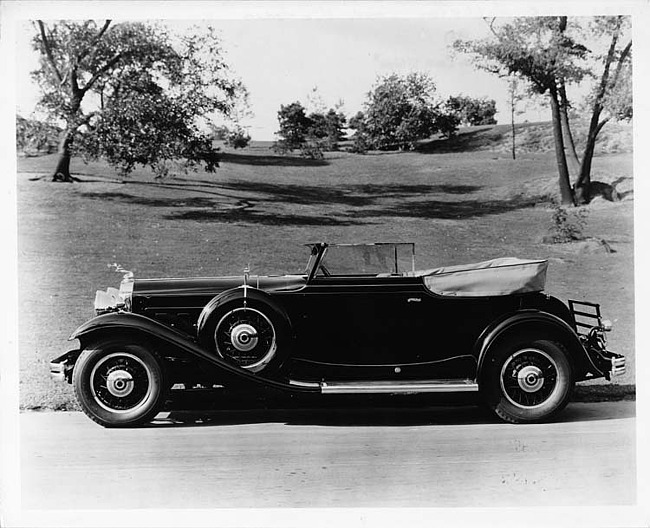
[309,243,415,276]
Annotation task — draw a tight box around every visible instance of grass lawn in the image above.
[16,130,634,410]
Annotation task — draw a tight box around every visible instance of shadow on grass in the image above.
[165,208,364,226]
[218,181,482,207]
[79,191,226,209]
[356,195,545,220]
[220,151,329,167]
[79,186,541,225]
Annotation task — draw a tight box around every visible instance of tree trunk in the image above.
[549,88,575,205]
[574,114,608,204]
[558,80,580,177]
[510,87,516,160]
[574,29,630,205]
[52,128,75,182]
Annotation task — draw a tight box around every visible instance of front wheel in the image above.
[73,339,166,427]
[481,339,574,423]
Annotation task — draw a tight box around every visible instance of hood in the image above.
[132,274,307,297]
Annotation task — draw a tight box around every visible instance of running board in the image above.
[317,379,478,395]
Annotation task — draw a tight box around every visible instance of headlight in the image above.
[94,272,134,314]
[118,272,134,311]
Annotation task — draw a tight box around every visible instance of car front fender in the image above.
[68,312,316,393]
[475,310,604,380]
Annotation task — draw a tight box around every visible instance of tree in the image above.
[454,16,632,205]
[445,95,497,126]
[308,109,347,150]
[31,20,246,181]
[454,17,589,204]
[356,72,457,151]
[573,16,632,203]
[506,77,528,160]
[273,101,347,157]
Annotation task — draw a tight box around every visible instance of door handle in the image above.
[407,297,421,303]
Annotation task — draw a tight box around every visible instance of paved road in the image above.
[20,401,636,510]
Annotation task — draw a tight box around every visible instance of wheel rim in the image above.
[214,307,277,372]
[90,352,154,413]
[500,348,560,409]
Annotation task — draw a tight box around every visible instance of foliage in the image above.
[308,109,347,150]
[225,128,252,149]
[453,17,589,95]
[586,16,633,124]
[77,73,219,178]
[31,20,247,180]
[445,95,497,126]
[273,101,346,158]
[210,124,251,149]
[348,111,369,153]
[548,205,588,242]
[352,73,457,151]
[16,115,61,154]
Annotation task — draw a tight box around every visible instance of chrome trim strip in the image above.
[320,379,478,394]
[289,379,321,389]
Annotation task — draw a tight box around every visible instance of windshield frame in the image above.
[306,242,415,281]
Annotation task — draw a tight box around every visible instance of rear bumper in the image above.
[610,354,626,377]
[49,350,80,383]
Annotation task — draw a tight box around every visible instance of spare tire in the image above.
[197,289,292,375]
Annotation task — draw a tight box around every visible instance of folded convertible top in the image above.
[408,257,548,297]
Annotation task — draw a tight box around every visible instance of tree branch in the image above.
[483,17,499,37]
[77,20,112,64]
[37,21,63,84]
[80,52,123,94]
[596,117,610,135]
[610,40,632,89]
[594,17,622,106]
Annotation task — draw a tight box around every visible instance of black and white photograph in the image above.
[1,1,648,527]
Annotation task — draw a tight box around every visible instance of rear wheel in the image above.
[482,339,574,423]
[73,339,166,427]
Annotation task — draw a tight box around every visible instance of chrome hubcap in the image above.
[230,323,259,352]
[500,348,559,409]
[214,307,277,372]
[105,370,135,397]
[90,352,153,413]
[517,365,544,393]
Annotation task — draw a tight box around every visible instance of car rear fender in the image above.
[68,312,315,393]
[475,310,604,380]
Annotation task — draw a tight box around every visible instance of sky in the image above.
[14,16,554,140]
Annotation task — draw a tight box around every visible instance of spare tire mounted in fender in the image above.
[197,287,292,374]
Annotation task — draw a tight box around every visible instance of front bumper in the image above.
[49,350,80,383]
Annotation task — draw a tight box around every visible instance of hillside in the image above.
[416,120,633,155]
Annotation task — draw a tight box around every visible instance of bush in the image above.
[547,206,588,243]
[299,141,325,160]
[16,115,60,154]
[225,129,251,149]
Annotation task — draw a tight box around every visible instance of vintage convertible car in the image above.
[50,242,625,427]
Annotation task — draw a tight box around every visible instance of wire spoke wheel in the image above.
[90,352,153,413]
[215,307,277,372]
[500,348,560,409]
[484,339,573,423]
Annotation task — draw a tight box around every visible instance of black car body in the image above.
[51,242,625,427]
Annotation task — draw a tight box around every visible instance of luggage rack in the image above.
[568,300,604,336]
